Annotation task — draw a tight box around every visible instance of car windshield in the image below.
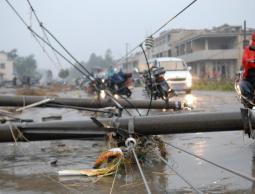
[159,61,186,71]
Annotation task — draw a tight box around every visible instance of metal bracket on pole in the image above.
[128,117,135,136]
[240,108,255,138]
[112,117,130,139]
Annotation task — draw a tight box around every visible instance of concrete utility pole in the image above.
[126,43,128,71]
[243,20,248,48]
[0,111,248,142]
[0,95,182,109]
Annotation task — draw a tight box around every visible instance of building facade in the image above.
[122,24,255,80]
[0,52,15,81]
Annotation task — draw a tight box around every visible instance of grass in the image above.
[16,84,76,96]
[192,80,235,91]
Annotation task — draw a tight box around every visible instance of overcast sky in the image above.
[1,0,254,73]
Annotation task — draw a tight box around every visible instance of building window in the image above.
[0,63,5,69]
[220,44,229,49]
[168,50,172,57]
[167,34,171,42]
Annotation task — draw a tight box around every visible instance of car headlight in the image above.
[186,75,192,87]
[100,90,106,99]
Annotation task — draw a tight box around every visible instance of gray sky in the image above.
[1,0,254,73]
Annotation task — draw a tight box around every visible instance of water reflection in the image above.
[251,144,255,193]
[191,140,207,167]
[192,140,207,157]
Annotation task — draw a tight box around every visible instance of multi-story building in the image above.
[173,25,252,80]
[122,24,255,80]
[0,51,15,81]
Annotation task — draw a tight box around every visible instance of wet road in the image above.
[0,87,254,194]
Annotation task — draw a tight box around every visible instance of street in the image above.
[0,88,254,194]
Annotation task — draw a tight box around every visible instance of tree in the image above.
[87,53,104,69]
[58,69,69,79]
[104,49,114,67]
[7,49,18,60]
[46,70,53,80]
[15,54,39,78]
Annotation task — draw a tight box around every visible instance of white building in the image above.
[0,52,15,81]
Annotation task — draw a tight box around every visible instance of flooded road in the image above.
[0,87,254,194]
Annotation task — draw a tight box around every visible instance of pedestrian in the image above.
[239,32,255,104]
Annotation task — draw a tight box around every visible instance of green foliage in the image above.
[87,53,104,69]
[15,54,40,79]
[58,69,69,79]
[192,80,234,91]
[7,49,18,60]
[87,49,114,69]
[104,49,114,67]
[66,66,82,81]
[67,49,115,80]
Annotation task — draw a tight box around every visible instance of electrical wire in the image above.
[155,153,203,194]
[132,148,152,194]
[30,32,61,70]
[26,0,63,69]
[8,0,148,118]
[4,0,97,82]
[40,26,94,78]
[25,0,94,78]
[163,141,255,183]
[116,94,142,116]
[46,102,118,115]
[140,45,153,116]
[6,2,160,193]
[116,0,199,65]
[114,0,199,116]
[151,0,198,37]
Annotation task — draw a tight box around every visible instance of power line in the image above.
[116,0,199,66]
[25,0,94,78]
[26,0,63,70]
[164,141,255,183]
[140,45,153,116]
[156,153,203,194]
[30,32,62,70]
[132,148,152,194]
[151,0,198,37]
[4,0,92,80]
[114,0,199,117]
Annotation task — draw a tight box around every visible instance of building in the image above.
[173,25,251,80]
[122,24,255,80]
[123,51,146,72]
[0,52,15,81]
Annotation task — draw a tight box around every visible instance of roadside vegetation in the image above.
[192,80,235,91]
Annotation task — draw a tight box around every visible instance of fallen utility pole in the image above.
[0,95,182,109]
[0,110,250,142]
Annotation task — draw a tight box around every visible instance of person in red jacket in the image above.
[239,32,255,104]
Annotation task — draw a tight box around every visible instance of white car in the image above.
[149,57,192,94]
